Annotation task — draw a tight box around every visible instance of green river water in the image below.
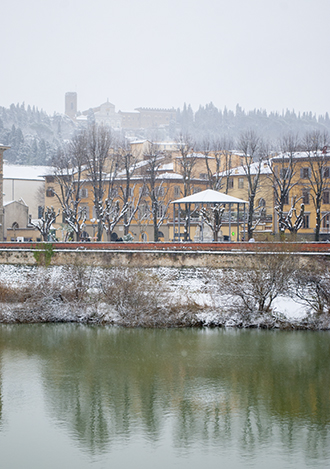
[0,325,329,468]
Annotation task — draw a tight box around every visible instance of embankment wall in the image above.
[0,242,328,268]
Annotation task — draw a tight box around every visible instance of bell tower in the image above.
[65,92,77,120]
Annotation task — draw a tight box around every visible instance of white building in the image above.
[3,163,52,220]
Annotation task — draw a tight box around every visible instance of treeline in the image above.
[175,102,330,143]
[0,102,76,164]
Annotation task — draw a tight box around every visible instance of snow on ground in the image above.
[0,264,321,327]
[272,296,307,320]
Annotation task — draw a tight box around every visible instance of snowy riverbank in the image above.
[0,264,329,330]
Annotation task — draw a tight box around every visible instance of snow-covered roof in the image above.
[3,164,53,181]
[217,161,271,177]
[159,163,174,171]
[271,151,330,161]
[175,152,208,159]
[172,189,248,205]
[130,139,151,144]
[156,172,183,180]
[4,198,28,207]
[116,158,152,177]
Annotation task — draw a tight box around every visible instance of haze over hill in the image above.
[1,101,330,165]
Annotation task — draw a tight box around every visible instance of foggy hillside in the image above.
[0,103,76,165]
[176,103,330,143]
[1,102,330,165]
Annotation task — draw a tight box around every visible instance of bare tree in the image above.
[142,143,170,241]
[52,136,87,241]
[292,258,330,315]
[221,252,294,314]
[303,130,330,241]
[199,204,225,241]
[198,136,234,192]
[269,133,300,239]
[237,130,264,240]
[116,138,142,236]
[277,196,305,238]
[30,206,59,241]
[83,124,114,241]
[175,133,197,240]
[103,199,128,241]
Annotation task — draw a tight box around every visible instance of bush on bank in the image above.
[0,254,329,329]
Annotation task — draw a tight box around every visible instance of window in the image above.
[174,186,181,197]
[38,206,44,218]
[127,205,134,218]
[303,214,310,229]
[280,167,291,179]
[139,203,149,219]
[323,191,330,204]
[79,188,88,198]
[157,186,164,197]
[193,187,202,194]
[110,187,118,197]
[238,178,244,189]
[157,204,165,218]
[139,186,148,196]
[323,214,330,229]
[199,173,207,179]
[46,188,54,197]
[80,204,90,219]
[300,167,311,179]
[228,178,234,189]
[125,187,134,198]
[258,198,266,208]
[302,191,310,205]
[324,167,330,178]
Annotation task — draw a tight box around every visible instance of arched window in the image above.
[258,198,266,208]
[140,232,148,242]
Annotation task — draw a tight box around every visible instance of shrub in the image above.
[33,243,54,267]
[220,253,295,314]
[292,258,330,315]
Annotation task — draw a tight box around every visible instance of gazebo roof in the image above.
[172,189,248,205]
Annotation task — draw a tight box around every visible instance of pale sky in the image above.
[1,0,329,116]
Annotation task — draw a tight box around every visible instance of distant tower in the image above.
[65,92,77,119]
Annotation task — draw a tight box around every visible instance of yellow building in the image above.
[44,150,211,242]
[271,151,330,240]
[218,160,274,240]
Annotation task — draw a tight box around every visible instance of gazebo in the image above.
[171,189,248,242]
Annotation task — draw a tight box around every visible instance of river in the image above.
[0,325,329,468]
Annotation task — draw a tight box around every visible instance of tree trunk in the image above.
[315,202,321,242]
[153,202,158,242]
[97,221,103,241]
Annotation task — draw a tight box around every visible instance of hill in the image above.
[0,103,76,165]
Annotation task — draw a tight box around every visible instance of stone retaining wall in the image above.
[0,247,327,268]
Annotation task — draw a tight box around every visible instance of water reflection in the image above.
[0,325,329,465]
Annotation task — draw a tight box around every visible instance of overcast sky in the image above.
[1,0,329,117]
